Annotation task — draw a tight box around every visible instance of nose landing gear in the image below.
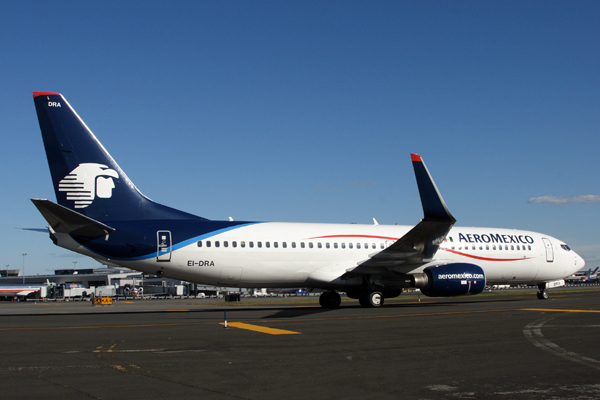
[537,283,549,300]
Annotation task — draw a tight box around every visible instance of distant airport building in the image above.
[0,270,22,277]
[0,267,227,299]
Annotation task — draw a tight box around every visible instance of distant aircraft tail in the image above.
[32,92,204,222]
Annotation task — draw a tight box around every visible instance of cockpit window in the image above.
[561,244,571,251]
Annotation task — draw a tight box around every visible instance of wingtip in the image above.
[411,153,422,162]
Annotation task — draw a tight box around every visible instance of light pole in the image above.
[22,253,27,284]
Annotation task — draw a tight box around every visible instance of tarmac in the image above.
[1,287,600,400]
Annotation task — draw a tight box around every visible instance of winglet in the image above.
[411,154,455,223]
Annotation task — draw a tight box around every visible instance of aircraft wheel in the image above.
[537,290,549,300]
[359,291,384,308]
[319,291,341,309]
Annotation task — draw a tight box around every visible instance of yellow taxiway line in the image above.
[220,322,299,335]
[522,308,600,313]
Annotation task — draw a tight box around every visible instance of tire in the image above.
[319,291,341,309]
[359,291,384,308]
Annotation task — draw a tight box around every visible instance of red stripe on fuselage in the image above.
[308,234,399,241]
[442,248,532,262]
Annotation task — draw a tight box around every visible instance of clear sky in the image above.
[1,1,599,275]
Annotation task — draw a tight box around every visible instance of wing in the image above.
[344,154,455,278]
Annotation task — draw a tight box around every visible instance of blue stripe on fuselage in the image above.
[70,220,261,261]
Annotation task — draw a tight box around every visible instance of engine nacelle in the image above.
[413,263,486,297]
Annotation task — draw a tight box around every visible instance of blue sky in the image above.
[1,1,599,275]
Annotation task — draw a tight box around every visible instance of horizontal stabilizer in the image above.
[31,199,115,238]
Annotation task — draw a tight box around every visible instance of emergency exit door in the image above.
[157,231,172,262]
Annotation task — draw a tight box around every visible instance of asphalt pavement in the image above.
[1,288,600,400]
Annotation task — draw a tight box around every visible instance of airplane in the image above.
[0,284,45,298]
[30,92,585,308]
[566,267,599,283]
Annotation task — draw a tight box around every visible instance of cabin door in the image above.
[542,238,554,262]
[157,231,172,262]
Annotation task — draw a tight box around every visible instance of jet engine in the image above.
[411,263,485,297]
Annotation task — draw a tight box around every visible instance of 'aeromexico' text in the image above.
[458,233,534,244]
[438,273,485,280]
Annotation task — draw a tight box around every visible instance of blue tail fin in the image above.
[33,92,205,222]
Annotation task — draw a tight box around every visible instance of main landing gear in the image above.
[358,291,384,308]
[318,289,398,308]
[319,291,342,309]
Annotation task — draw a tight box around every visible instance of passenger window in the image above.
[215,241,220,248]
[233,241,237,248]
[258,242,262,248]
[241,241,246,248]
[486,245,489,250]
[318,243,322,249]
[309,243,313,249]
[197,241,202,247]
[274,242,278,248]
[206,241,211,248]
[224,241,228,247]
[292,242,296,248]
[250,242,254,248]
[380,243,384,249]
[302,243,306,248]
[340,243,344,249]
[528,245,532,250]
[265,242,270,248]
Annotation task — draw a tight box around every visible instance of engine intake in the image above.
[411,263,485,297]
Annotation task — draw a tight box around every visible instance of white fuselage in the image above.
[66,222,584,289]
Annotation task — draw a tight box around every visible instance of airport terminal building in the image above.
[0,267,224,299]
